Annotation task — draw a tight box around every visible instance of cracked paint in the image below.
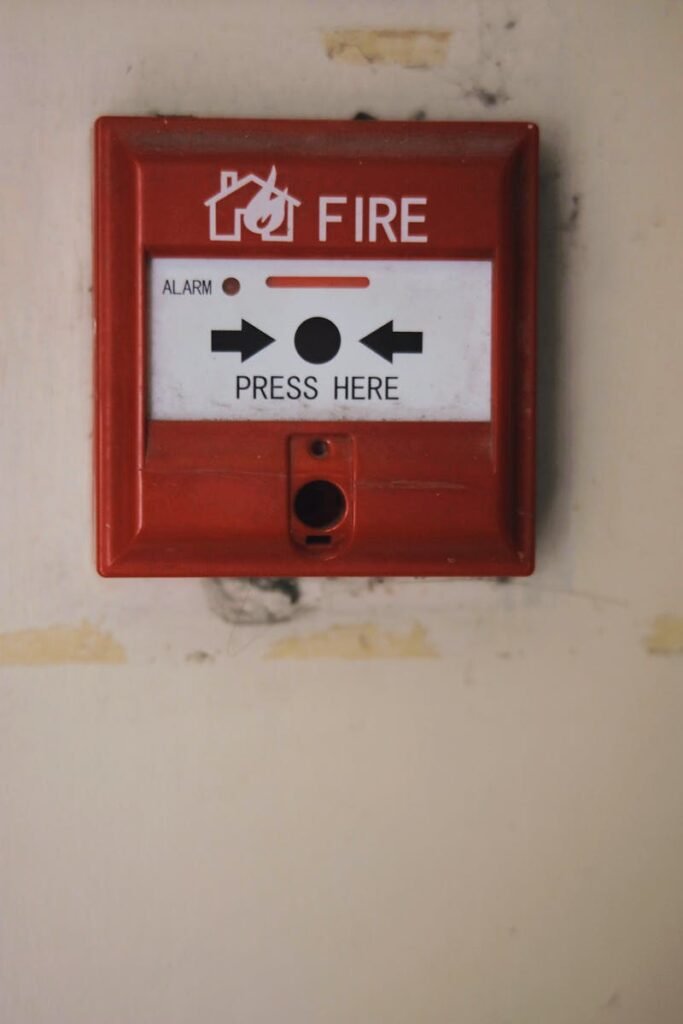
[646,615,683,655]
[266,621,437,660]
[0,621,125,666]
[323,30,450,69]
[205,577,301,625]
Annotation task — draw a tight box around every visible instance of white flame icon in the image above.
[243,167,288,237]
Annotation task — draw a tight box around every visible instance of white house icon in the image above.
[204,166,301,243]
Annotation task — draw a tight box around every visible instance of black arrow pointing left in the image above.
[359,321,423,363]
[211,321,276,362]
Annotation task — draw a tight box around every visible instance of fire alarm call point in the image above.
[95,117,538,577]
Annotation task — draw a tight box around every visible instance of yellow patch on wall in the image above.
[0,620,126,666]
[646,615,683,655]
[266,622,437,660]
[323,29,451,69]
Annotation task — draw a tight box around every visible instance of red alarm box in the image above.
[94,116,537,576]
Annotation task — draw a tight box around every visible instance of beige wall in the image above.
[1,1,682,1021]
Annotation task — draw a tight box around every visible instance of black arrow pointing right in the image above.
[211,321,276,361]
[359,321,423,363]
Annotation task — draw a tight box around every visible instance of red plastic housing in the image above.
[94,116,538,577]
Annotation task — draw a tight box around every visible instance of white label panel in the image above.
[149,258,492,421]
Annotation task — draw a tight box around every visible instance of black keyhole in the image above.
[293,480,346,529]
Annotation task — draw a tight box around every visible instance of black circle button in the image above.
[294,317,341,364]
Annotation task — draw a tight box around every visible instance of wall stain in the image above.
[645,615,683,655]
[355,109,427,122]
[559,192,582,232]
[324,30,450,69]
[185,650,214,664]
[266,621,437,660]
[205,577,301,625]
[601,990,621,1012]
[0,621,125,667]
[466,85,510,107]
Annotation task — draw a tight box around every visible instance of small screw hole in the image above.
[309,439,329,458]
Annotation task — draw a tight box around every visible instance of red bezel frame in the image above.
[94,116,537,577]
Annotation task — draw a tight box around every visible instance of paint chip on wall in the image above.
[267,622,437,660]
[323,30,451,69]
[0,620,126,666]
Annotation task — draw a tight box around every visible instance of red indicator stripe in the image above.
[265,275,370,289]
